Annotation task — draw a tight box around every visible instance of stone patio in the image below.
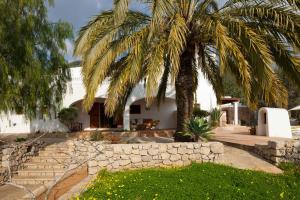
[212,125,291,150]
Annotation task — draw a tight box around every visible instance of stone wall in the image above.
[1,140,45,184]
[68,140,224,175]
[255,140,300,164]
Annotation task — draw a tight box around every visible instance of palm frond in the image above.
[214,21,251,102]
[167,13,188,82]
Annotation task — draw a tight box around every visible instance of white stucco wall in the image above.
[257,107,292,138]
[196,70,218,111]
[1,64,218,134]
[0,113,67,135]
[0,113,31,134]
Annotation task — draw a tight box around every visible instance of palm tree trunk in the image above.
[175,47,196,134]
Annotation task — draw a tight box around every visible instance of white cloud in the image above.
[65,39,77,62]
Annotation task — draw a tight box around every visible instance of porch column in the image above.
[233,102,239,125]
[123,105,130,130]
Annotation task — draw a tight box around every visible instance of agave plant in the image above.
[210,108,222,127]
[187,117,212,141]
[75,0,300,136]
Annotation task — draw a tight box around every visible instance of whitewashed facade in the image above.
[0,64,217,134]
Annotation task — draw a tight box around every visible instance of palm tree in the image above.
[74,0,300,138]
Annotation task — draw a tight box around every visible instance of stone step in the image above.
[43,146,69,152]
[12,176,55,185]
[30,156,70,163]
[18,169,65,177]
[39,150,69,157]
[22,162,66,170]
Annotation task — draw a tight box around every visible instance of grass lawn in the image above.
[78,163,300,200]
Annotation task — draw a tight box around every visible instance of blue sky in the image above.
[48,0,225,61]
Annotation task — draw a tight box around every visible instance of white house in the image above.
[0,63,217,134]
[257,107,292,138]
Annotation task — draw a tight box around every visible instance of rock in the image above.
[119,160,131,166]
[142,144,151,150]
[148,149,159,156]
[201,143,210,147]
[268,140,285,149]
[153,155,159,160]
[112,161,120,169]
[167,148,177,154]
[159,144,167,153]
[113,146,123,154]
[182,155,189,161]
[132,149,140,155]
[98,160,109,167]
[131,155,142,163]
[210,143,224,154]
[122,146,132,154]
[189,154,196,160]
[142,155,152,162]
[105,151,113,157]
[96,154,107,161]
[140,150,148,156]
[121,155,129,160]
[163,160,172,165]
[161,153,170,160]
[173,143,181,148]
[170,155,181,161]
[200,147,210,155]
[177,147,187,155]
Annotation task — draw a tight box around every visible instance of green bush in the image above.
[58,107,78,130]
[278,162,300,174]
[193,107,210,118]
[186,117,212,142]
[90,131,104,141]
[15,137,27,143]
[210,108,222,127]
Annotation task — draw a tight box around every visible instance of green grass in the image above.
[78,163,300,200]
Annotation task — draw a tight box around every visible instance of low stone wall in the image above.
[255,140,300,164]
[69,140,224,175]
[1,140,45,182]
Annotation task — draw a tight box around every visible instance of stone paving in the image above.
[222,145,282,174]
[212,125,289,149]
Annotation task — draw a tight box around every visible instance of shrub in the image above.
[193,107,210,118]
[15,137,27,143]
[210,108,222,127]
[58,107,78,130]
[278,162,300,174]
[90,131,104,141]
[186,117,212,142]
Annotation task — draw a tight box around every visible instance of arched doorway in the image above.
[71,98,123,130]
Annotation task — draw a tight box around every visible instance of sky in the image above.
[48,0,225,61]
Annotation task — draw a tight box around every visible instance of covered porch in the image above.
[70,97,177,131]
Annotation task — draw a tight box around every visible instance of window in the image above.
[130,105,141,114]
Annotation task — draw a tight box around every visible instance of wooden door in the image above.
[89,103,100,128]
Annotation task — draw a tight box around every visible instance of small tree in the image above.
[58,107,78,130]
